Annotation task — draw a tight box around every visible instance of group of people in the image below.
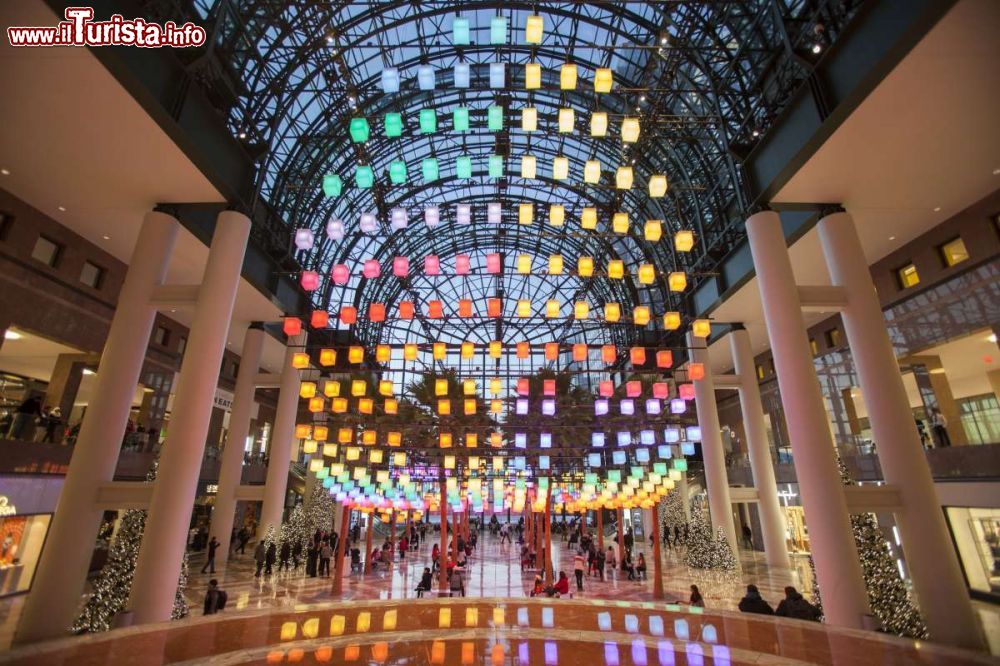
[739,584,822,621]
[2,395,64,442]
[251,528,338,578]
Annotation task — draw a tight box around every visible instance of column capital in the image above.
[817,203,847,219]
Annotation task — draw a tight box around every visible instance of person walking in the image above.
[236,527,249,555]
[203,579,227,615]
[278,540,291,572]
[742,524,753,550]
[738,584,774,615]
[624,527,634,556]
[264,541,277,575]
[320,540,333,577]
[595,547,606,581]
[573,549,586,591]
[254,540,267,577]
[931,409,952,447]
[306,540,318,577]
[201,536,220,574]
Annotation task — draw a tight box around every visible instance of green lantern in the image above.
[355,165,374,188]
[419,109,437,133]
[389,160,407,184]
[384,113,403,138]
[673,458,688,472]
[349,117,370,143]
[422,158,439,182]
[453,107,470,132]
[453,17,470,45]
[456,156,472,179]
[488,155,504,178]
[487,105,504,131]
[321,174,342,197]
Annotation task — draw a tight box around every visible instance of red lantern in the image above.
[652,382,669,399]
[543,379,556,396]
[427,300,444,319]
[398,301,415,320]
[517,378,530,395]
[369,303,386,322]
[310,310,329,329]
[599,380,614,397]
[626,381,641,397]
[283,317,302,336]
[656,350,673,368]
[339,307,357,325]
[679,383,695,400]
[688,362,705,381]
[458,299,473,318]
[487,298,502,318]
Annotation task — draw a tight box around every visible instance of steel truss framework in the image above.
[144,0,862,398]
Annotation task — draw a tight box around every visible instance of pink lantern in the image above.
[393,256,410,278]
[300,270,319,291]
[543,379,556,396]
[363,260,381,279]
[626,380,641,397]
[331,264,350,285]
[486,253,502,274]
[517,378,530,396]
[455,254,471,275]
[679,383,696,401]
[425,255,441,275]
[599,380,614,397]
[652,382,669,399]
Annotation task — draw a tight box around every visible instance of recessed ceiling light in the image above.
[0,168,9,176]
[993,167,1000,175]
[102,234,110,240]
[4,330,22,340]
[811,44,822,54]
[933,206,941,212]
[57,206,66,212]
[989,333,997,343]
[889,235,896,240]
[238,131,247,139]
[82,368,95,375]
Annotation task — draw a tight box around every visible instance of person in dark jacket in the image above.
[416,567,434,597]
[278,540,291,572]
[738,584,774,615]
[688,584,704,607]
[264,541,277,575]
[203,579,227,615]
[775,586,821,621]
[254,541,266,577]
[306,541,318,577]
[292,539,303,568]
[201,536,219,574]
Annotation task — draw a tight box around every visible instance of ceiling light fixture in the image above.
[102,234,110,240]
[988,334,997,343]
[57,206,66,211]
[933,207,941,212]
[4,330,22,340]
[82,368,95,375]
[811,43,822,54]
[238,131,247,139]
[0,168,9,176]
[889,235,896,240]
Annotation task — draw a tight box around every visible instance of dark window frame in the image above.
[31,234,63,268]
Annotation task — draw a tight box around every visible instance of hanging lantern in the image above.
[324,380,340,398]
[692,319,711,338]
[308,397,324,413]
[574,301,590,319]
[552,156,569,180]
[387,432,402,447]
[283,317,302,337]
[573,343,588,361]
[300,271,319,291]
[656,350,674,369]
[291,352,310,369]
[326,218,345,241]
[419,109,437,133]
[339,306,357,325]
[545,342,559,361]
[615,167,633,189]
[608,260,625,279]
[644,220,662,242]
[638,264,655,285]
[381,67,400,93]
[349,346,364,363]
[403,344,417,361]
[599,380,614,397]
[548,255,564,275]
[424,206,440,228]
[649,175,668,197]
[605,303,621,322]
[630,347,646,365]
[319,349,336,367]
[580,207,598,230]
[688,362,705,381]
[391,256,409,278]
[591,112,608,137]
[310,310,329,329]
[295,424,311,439]
[486,253,502,274]
[668,272,687,292]
[458,299,473,318]
[461,341,474,359]
[524,63,541,89]
[379,378,394,396]
[621,117,640,143]
[349,117,370,143]
[633,306,651,326]
[355,165,374,188]
[455,156,472,179]
[424,255,441,275]
[487,202,502,224]
[454,254,471,275]
[453,107,470,132]
[560,63,577,89]
[351,379,367,397]
[517,342,530,359]
[331,264,350,285]
[438,399,451,416]
[583,160,601,184]
[675,230,695,252]
[662,312,681,330]
[294,228,314,251]
[595,399,609,416]
[516,299,532,318]
[489,341,502,358]
[455,204,472,225]
[612,213,629,234]
[594,68,613,92]
[398,301,415,319]
[433,342,446,360]
[454,62,470,88]
[602,345,617,364]
[418,65,436,90]
[332,398,348,413]
[652,382,669,399]
[558,108,574,133]
[545,299,560,318]
[517,377,530,395]
[521,107,538,132]
[362,259,381,279]
[369,303,386,322]
[490,62,506,88]
[427,300,444,319]
[516,254,532,274]
[520,156,537,180]
[679,384,696,401]
[578,256,594,277]
[487,298,502,318]
[322,175,342,198]
[422,158,439,181]
[525,14,543,43]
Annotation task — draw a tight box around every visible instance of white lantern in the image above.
[552,156,569,180]
[325,219,344,241]
[390,208,408,230]
[454,62,470,88]
[294,228,314,250]
[488,202,502,224]
[490,62,505,88]
[418,65,435,90]
[584,160,601,184]
[520,155,537,179]
[359,213,377,233]
[424,205,440,227]
[456,204,472,225]
[381,68,400,93]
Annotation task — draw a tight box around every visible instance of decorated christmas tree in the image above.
[659,489,687,542]
[284,504,309,554]
[305,482,336,536]
[684,500,737,571]
[809,463,927,638]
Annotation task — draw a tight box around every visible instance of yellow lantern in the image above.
[590,112,608,136]
[584,160,601,184]
[351,379,367,397]
[384,398,398,414]
[605,302,621,322]
[621,117,640,143]
[615,167,633,189]
[295,424,312,439]
[435,378,448,396]
[675,230,695,252]
[433,342,446,360]
[464,399,476,415]
[692,319,712,338]
[552,156,569,180]
[489,341,502,359]
[299,382,316,399]
[608,259,624,279]
[574,301,590,319]
[644,220,662,242]
[376,345,391,363]
[581,207,598,230]
[440,433,453,448]
[308,397,324,412]
[633,306,651,326]
[549,204,565,226]
[378,379,394,396]
[332,397,348,413]
[369,449,383,464]
[612,213,629,234]
[292,352,310,369]
[545,299,560,318]
[522,107,538,132]
[663,312,682,330]
[578,256,594,277]
[323,443,338,457]
[594,68,613,92]
[491,399,503,414]
[525,14,543,43]
[638,264,655,285]
[387,431,402,447]
[649,174,668,197]
[548,255,564,275]
[558,108,574,133]
[338,428,353,443]
[490,377,502,395]
[462,379,476,396]
[517,254,532,274]
[313,425,328,441]
[438,399,451,415]
[517,299,532,318]
[319,349,336,366]
[461,341,474,359]
[560,63,577,89]
[518,202,533,224]
[524,62,541,89]
[668,272,687,292]
[520,157,536,180]
[349,346,364,364]
[346,447,360,461]
[362,430,377,445]
[404,343,418,361]
[358,398,373,414]
[444,455,456,470]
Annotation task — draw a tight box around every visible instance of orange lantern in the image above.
[427,300,444,319]
[283,317,301,336]
[602,345,617,364]
[399,301,415,319]
[487,298,502,318]
[572,344,587,361]
[688,362,705,380]
[458,299,473,318]
[656,350,673,368]
[311,310,329,329]
[369,303,386,322]
[630,347,646,365]
[545,342,559,360]
[517,342,530,359]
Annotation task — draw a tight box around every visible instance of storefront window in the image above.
[0,512,51,596]
[958,394,1000,445]
[945,507,1000,599]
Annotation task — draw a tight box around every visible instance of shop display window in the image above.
[946,507,1000,598]
[0,512,51,596]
